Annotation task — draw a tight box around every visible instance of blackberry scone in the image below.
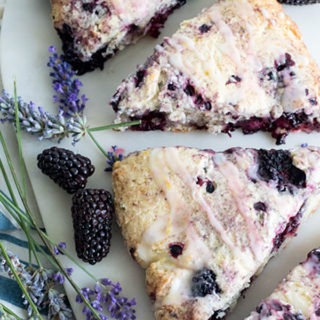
[51,0,186,74]
[111,0,320,144]
[245,248,320,319]
[112,146,320,320]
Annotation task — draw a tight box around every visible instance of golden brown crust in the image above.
[113,150,171,267]
[50,0,64,26]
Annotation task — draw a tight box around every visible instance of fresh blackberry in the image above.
[37,147,95,194]
[278,0,320,4]
[71,188,114,265]
[191,268,222,297]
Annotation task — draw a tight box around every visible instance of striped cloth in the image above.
[0,207,53,318]
[0,227,48,318]
[0,228,29,310]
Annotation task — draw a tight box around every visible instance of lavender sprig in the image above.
[0,47,140,146]
[0,90,87,144]
[105,146,125,172]
[48,46,88,117]
[0,248,73,320]
[76,278,136,320]
[47,288,73,320]
[0,90,139,146]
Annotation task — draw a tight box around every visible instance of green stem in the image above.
[0,191,41,266]
[24,226,42,267]
[0,198,39,266]
[0,130,24,204]
[13,83,27,198]
[0,130,42,265]
[0,159,18,206]
[0,193,22,226]
[86,129,109,158]
[0,303,23,320]
[88,120,140,132]
[34,243,60,270]
[87,120,141,158]
[40,231,98,282]
[0,243,43,320]
[29,226,103,319]
[13,85,33,263]
[0,191,32,225]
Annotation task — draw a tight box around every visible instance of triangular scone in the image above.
[51,0,186,74]
[111,0,320,144]
[112,146,320,320]
[245,248,320,319]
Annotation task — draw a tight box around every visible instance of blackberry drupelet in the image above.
[278,0,320,4]
[257,149,306,192]
[37,147,95,194]
[71,188,114,265]
[191,268,222,297]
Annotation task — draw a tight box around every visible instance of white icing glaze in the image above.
[137,148,213,271]
[208,9,241,67]
[139,147,281,279]
[164,148,254,270]
[213,154,264,259]
[111,0,157,23]
[161,269,192,307]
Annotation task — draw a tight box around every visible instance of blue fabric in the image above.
[0,212,16,230]
[0,232,29,248]
[0,229,42,317]
[0,276,25,309]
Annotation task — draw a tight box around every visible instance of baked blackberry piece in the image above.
[112,146,320,320]
[51,0,186,74]
[111,0,320,144]
[245,248,320,319]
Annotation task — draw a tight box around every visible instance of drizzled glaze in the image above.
[113,0,320,142]
[213,153,264,259]
[111,0,157,19]
[138,149,212,271]
[113,146,320,320]
[135,147,315,308]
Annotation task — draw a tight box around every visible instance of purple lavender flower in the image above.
[48,288,73,320]
[0,249,73,319]
[0,90,87,144]
[76,278,136,320]
[65,268,73,277]
[48,46,88,117]
[53,271,65,284]
[54,242,67,255]
[105,146,125,172]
